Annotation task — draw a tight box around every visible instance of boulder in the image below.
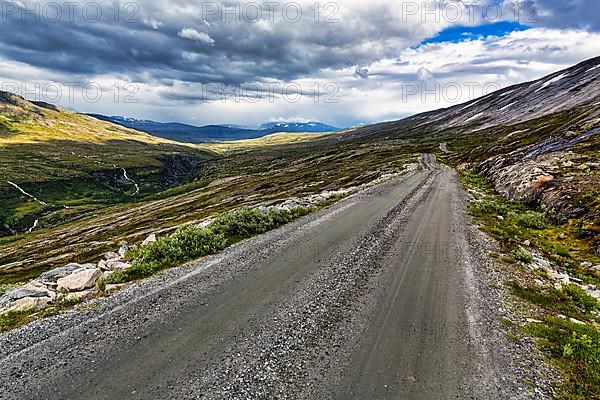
[57,268,101,292]
[5,280,56,300]
[2,296,52,314]
[39,263,84,283]
[109,261,131,270]
[141,234,157,246]
[5,287,48,300]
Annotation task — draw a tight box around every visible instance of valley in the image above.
[0,57,599,399]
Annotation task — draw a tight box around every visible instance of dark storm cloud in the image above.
[0,0,596,91]
[0,0,427,86]
[527,0,600,30]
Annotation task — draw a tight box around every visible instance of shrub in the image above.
[170,225,228,258]
[513,211,547,229]
[525,317,600,399]
[472,200,509,216]
[562,284,599,313]
[108,206,311,284]
[511,247,533,263]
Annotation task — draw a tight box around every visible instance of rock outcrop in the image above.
[0,247,132,314]
[57,268,102,292]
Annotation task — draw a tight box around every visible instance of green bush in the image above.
[107,207,311,284]
[472,200,509,216]
[170,225,228,258]
[513,211,547,229]
[511,247,533,263]
[562,284,599,313]
[525,317,600,399]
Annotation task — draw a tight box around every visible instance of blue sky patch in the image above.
[421,22,530,45]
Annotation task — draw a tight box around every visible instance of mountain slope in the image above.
[343,56,600,256]
[348,56,600,138]
[0,92,208,238]
[87,115,340,143]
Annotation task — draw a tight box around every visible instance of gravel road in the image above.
[0,155,553,399]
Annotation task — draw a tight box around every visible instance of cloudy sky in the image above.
[0,0,599,128]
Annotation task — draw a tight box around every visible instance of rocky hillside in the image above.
[348,56,600,137]
[338,57,600,259]
[344,57,599,229]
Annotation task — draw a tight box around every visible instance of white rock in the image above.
[104,251,121,261]
[141,234,156,246]
[588,290,600,299]
[101,270,114,279]
[105,283,127,292]
[99,259,129,271]
[118,244,129,257]
[98,259,108,270]
[531,253,552,269]
[99,260,131,271]
[2,296,52,314]
[57,269,101,292]
[581,261,593,268]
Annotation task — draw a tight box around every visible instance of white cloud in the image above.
[177,28,215,45]
[1,21,599,128]
[143,19,163,30]
[416,67,434,82]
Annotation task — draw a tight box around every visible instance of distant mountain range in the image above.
[86,115,340,143]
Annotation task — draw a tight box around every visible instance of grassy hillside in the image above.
[0,92,212,237]
[0,91,418,284]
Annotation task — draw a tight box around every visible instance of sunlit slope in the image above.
[0,91,210,237]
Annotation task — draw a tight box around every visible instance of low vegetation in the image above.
[107,207,310,284]
[461,171,600,399]
[0,296,86,333]
[462,172,599,283]
[0,207,312,332]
